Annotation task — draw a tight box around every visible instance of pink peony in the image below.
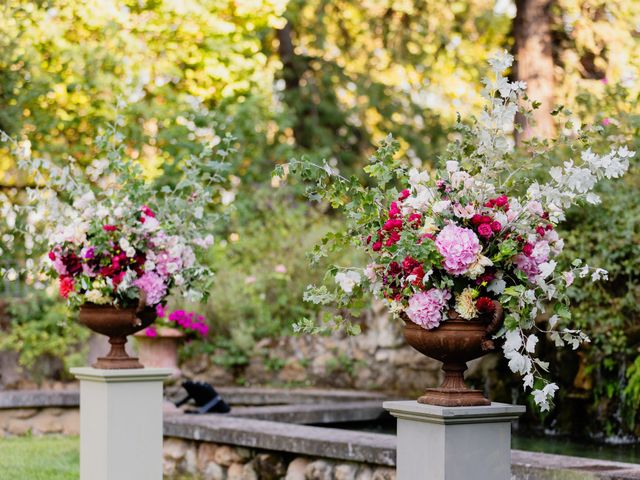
[405,288,451,330]
[435,224,482,275]
[133,272,167,306]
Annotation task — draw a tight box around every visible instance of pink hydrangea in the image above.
[513,253,540,281]
[405,288,451,330]
[133,272,167,306]
[435,224,482,275]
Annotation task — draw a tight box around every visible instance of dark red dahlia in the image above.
[476,297,496,314]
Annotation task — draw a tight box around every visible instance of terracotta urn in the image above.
[78,303,156,369]
[403,301,503,407]
[133,327,185,378]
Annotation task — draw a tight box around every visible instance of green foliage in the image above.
[180,185,360,358]
[0,290,88,373]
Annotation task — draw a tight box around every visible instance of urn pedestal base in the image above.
[418,361,490,407]
[92,336,144,369]
[384,401,525,480]
[418,388,490,407]
[71,367,172,480]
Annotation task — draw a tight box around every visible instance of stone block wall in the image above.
[163,437,396,480]
[0,407,79,436]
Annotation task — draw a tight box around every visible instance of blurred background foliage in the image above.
[0,0,639,439]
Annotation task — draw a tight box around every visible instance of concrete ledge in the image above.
[216,386,387,405]
[0,390,79,409]
[164,413,397,466]
[512,450,640,479]
[0,387,386,409]
[228,401,387,424]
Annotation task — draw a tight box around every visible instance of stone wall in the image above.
[182,302,496,395]
[0,406,79,436]
[163,437,396,480]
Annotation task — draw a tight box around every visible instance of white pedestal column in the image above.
[384,401,525,480]
[71,367,172,480]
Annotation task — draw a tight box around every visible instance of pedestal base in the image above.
[93,356,143,369]
[71,367,172,480]
[418,388,490,407]
[384,401,525,480]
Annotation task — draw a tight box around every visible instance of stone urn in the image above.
[133,327,185,378]
[403,301,503,407]
[78,303,156,369]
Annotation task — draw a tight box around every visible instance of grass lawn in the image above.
[0,435,201,479]
[0,435,79,480]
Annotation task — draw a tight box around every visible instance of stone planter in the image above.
[134,327,185,378]
[403,301,503,406]
[78,303,156,369]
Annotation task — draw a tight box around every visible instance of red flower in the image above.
[385,230,401,246]
[398,189,410,201]
[383,218,403,231]
[372,241,382,252]
[535,226,546,237]
[366,235,372,244]
[388,261,402,275]
[59,277,75,299]
[388,202,401,219]
[112,271,126,286]
[48,251,56,261]
[410,265,425,286]
[402,256,420,273]
[494,195,508,208]
[62,253,83,276]
[545,224,553,231]
[480,215,492,224]
[476,272,495,285]
[103,225,118,232]
[471,214,483,225]
[141,205,155,218]
[476,297,496,314]
[490,221,502,232]
[522,243,534,256]
[477,223,493,238]
[407,213,422,227]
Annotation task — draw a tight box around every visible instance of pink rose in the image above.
[477,223,493,238]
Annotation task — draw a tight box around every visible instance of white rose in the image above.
[335,271,361,294]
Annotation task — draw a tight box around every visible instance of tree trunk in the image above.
[276,21,313,148]
[514,0,556,142]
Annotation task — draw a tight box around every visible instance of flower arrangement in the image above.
[2,110,231,312]
[143,306,210,338]
[284,51,635,410]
